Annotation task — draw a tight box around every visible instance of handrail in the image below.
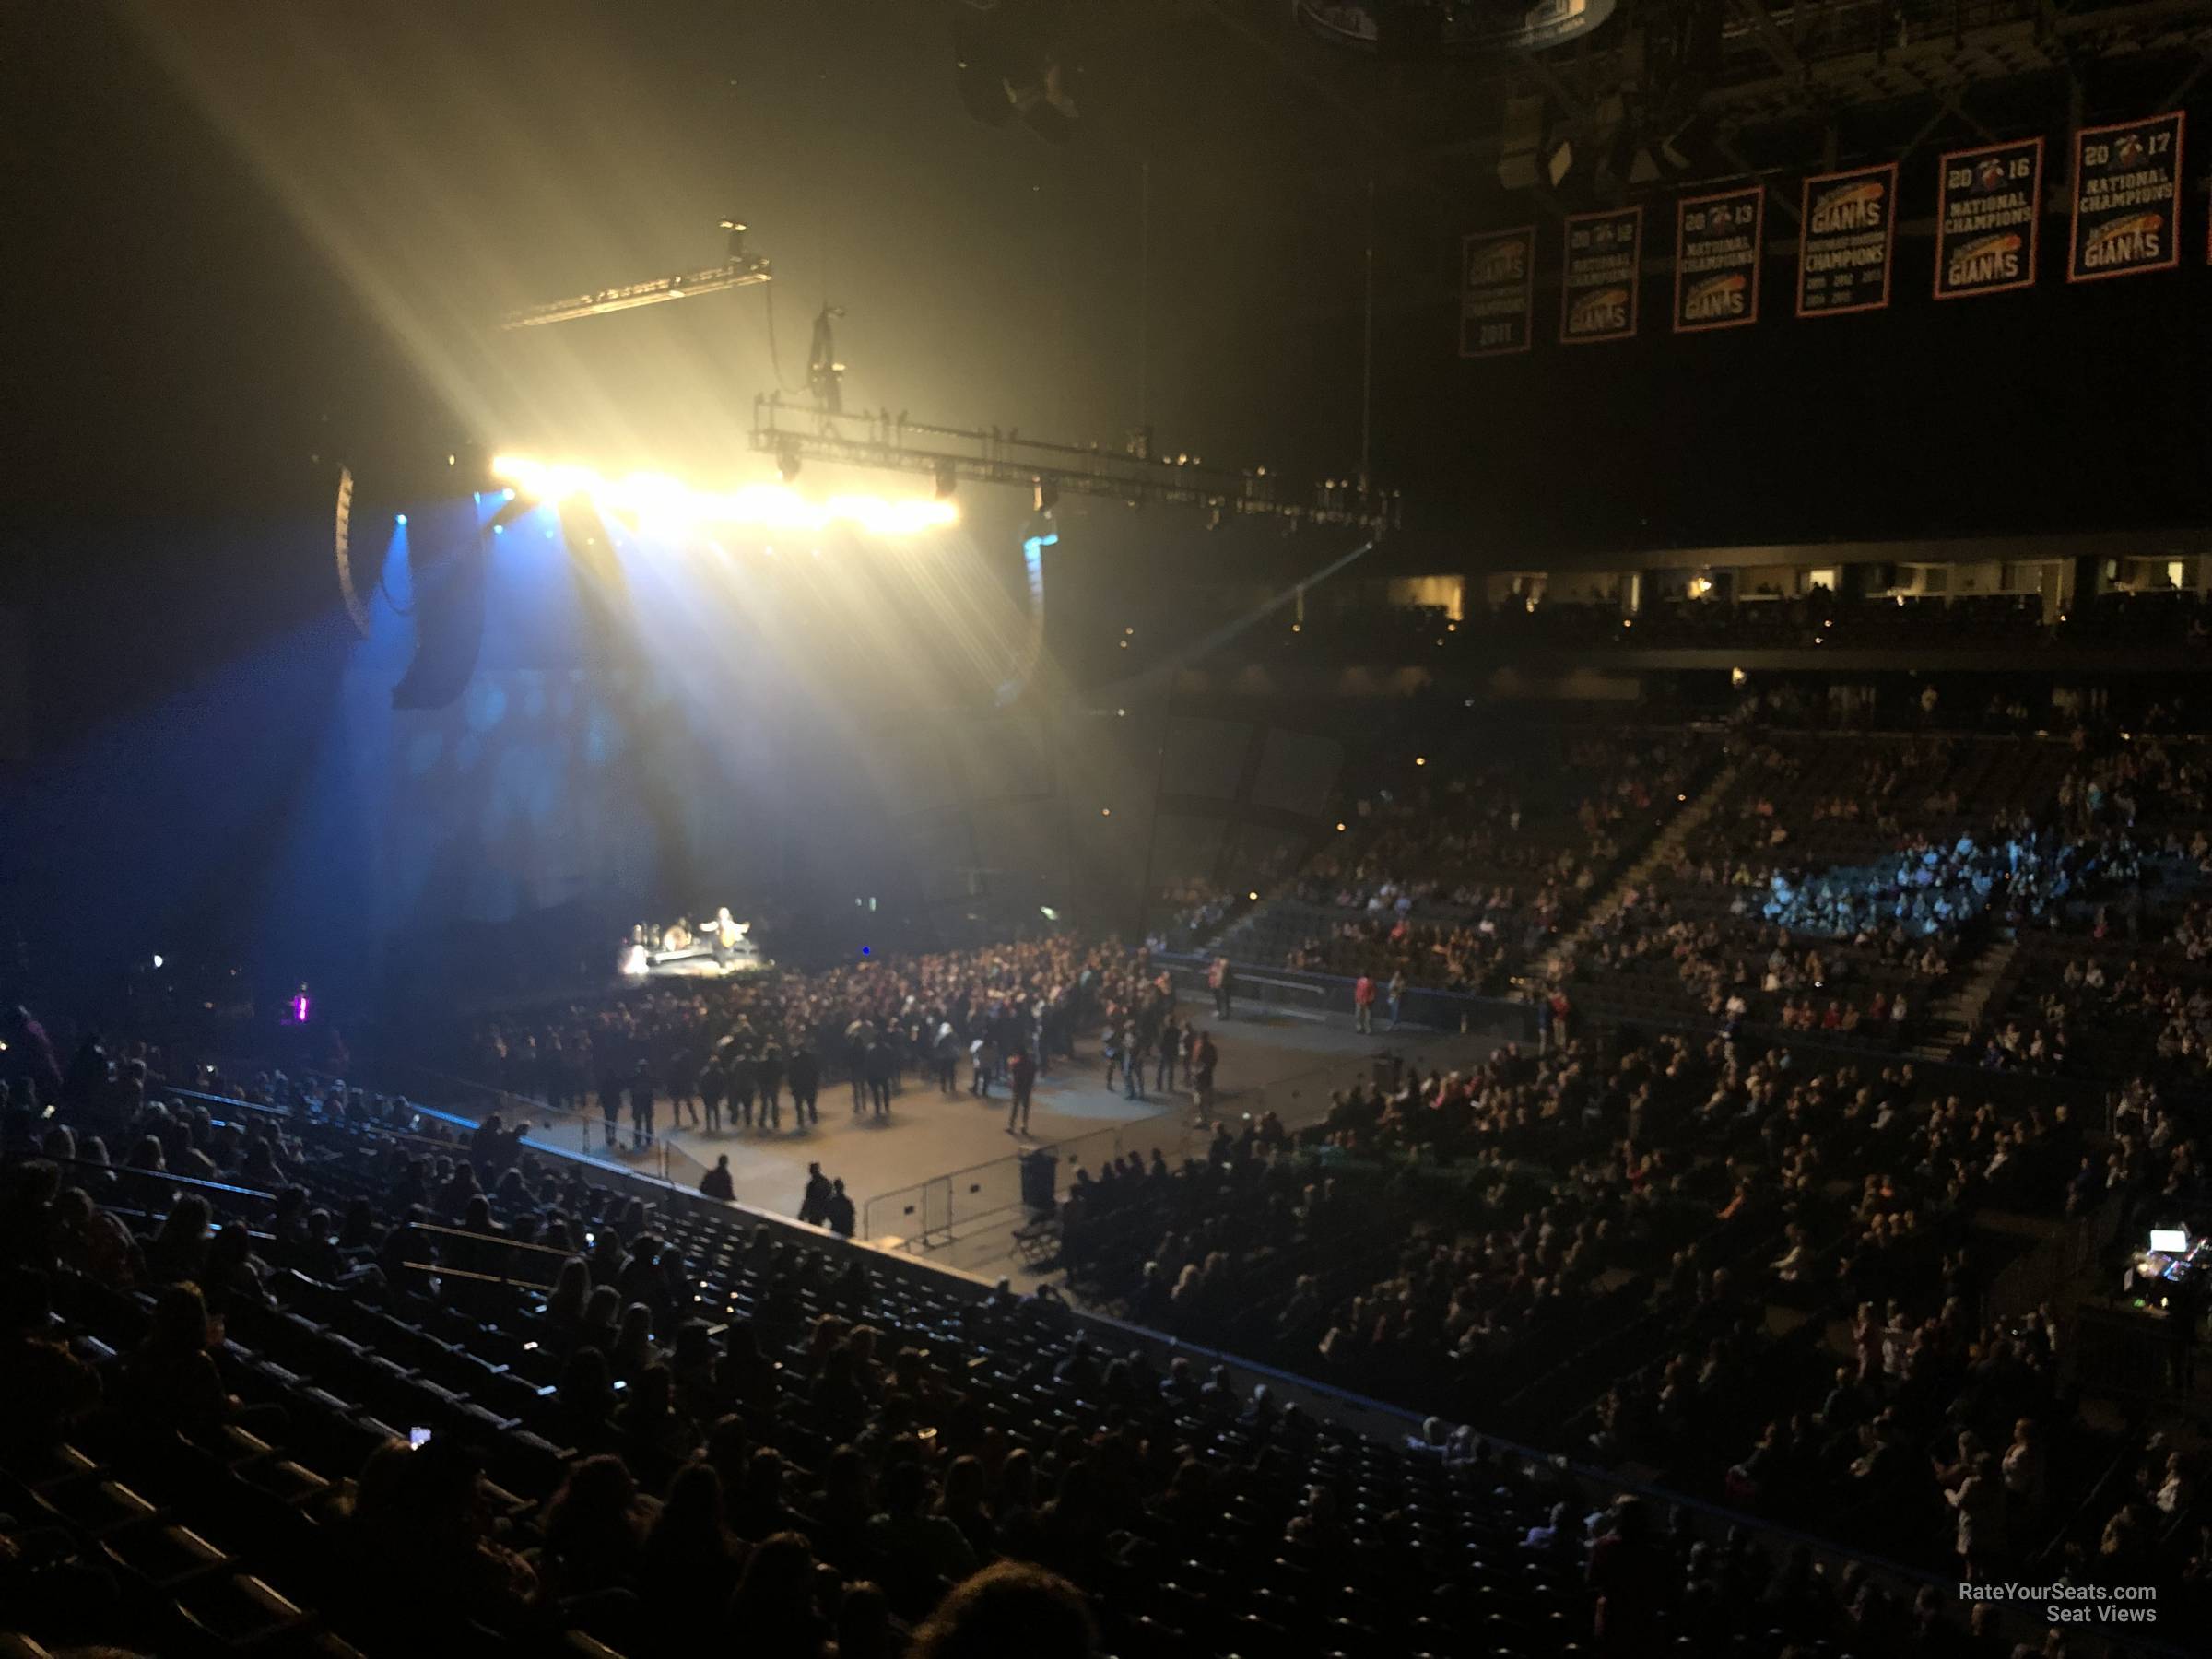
[394,1261,554,1290]
[412,1221,576,1259]
[159,1085,292,1120]
[26,1153,276,1206]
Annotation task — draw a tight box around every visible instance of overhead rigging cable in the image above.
[760,281,810,395]
[1098,535,1379,700]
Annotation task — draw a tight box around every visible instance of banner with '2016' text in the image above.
[1934,137,2041,300]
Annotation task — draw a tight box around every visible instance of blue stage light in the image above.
[395,513,407,525]
[502,488,516,501]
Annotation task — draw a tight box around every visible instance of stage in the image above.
[454,997,1507,1277]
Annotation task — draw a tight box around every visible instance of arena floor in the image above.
[451,998,1505,1278]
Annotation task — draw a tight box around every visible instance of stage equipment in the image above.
[499,218,771,330]
[1295,0,1618,55]
[621,910,771,979]
[488,454,959,535]
[750,401,1397,534]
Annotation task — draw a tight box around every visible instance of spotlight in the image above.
[720,218,748,259]
[1032,477,1059,513]
[777,439,803,483]
[394,513,407,525]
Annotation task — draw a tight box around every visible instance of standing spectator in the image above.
[1191,1029,1218,1125]
[699,1054,726,1135]
[629,1060,655,1151]
[700,1155,735,1202]
[600,1069,624,1149]
[731,1042,759,1129]
[1153,1015,1181,1094]
[933,1021,961,1095]
[864,1037,894,1119]
[1006,1045,1037,1135]
[1387,970,1406,1030]
[667,1046,698,1130]
[846,1023,871,1113]
[788,1038,821,1128]
[971,1032,997,1099]
[826,1179,856,1239]
[1211,957,1235,1019]
[1353,972,1376,1034]
[759,1041,785,1131]
[800,1163,832,1227]
[1587,1497,1666,1657]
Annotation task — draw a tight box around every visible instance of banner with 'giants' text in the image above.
[1559,206,1641,345]
[1459,228,1535,358]
[1796,162,1898,316]
[1934,137,2041,300]
[1673,186,1763,332]
[2067,112,2183,282]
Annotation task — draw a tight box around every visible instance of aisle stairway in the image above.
[1532,762,1739,984]
[1912,934,2017,1060]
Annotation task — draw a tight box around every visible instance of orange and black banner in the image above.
[1934,137,2041,300]
[1559,206,1641,345]
[1672,186,1763,333]
[1796,162,1898,316]
[1459,228,1535,358]
[2068,112,2183,282]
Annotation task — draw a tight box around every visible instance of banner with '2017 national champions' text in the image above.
[1796,162,1898,316]
[1559,206,1641,345]
[2067,112,2184,282]
[1459,228,1535,358]
[1934,137,2041,300]
[1673,186,1763,332]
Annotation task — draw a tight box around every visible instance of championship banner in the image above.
[1459,228,1535,358]
[1795,162,1898,316]
[1934,138,2042,300]
[1559,206,1641,345]
[2067,112,2183,282]
[1672,186,1763,333]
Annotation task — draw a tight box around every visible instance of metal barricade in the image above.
[861,1108,1182,1248]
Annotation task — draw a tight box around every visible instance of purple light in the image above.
[291,993,311,1023]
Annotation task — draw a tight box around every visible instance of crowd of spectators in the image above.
[14,714,2212,1655]
[1056,1009,2211,1624]
[459,935,1173,1137]
[18,1000,2183,1656]
[1257,730,1711,996]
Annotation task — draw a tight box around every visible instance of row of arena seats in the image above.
[2,1091,1915,1659]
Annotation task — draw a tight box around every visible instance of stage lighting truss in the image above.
[749,398,1398,533]
[498,251,772,330]
[488,454,959,536]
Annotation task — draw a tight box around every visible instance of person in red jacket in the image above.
[1352,973,1377,1034]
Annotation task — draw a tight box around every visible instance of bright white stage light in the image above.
[489,454,958,535]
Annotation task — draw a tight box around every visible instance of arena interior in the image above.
[8,3,2212,1656]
